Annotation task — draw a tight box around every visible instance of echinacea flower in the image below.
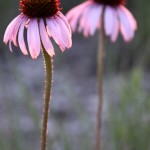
[4,0,72,59]
[66,0,137,42]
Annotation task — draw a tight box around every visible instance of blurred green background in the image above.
[0,0,150,150]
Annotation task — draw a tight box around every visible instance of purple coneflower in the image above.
[3,1,72,150]
[66,0,137,42]
[4,0,72,59]
[66,1,137,150]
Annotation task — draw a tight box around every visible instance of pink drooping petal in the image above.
[104,6,115,36]
[39,19,55,57]
[12,16,25,46]
[119,5,137,31]
[51,18,67,51]
[111,11,119,42]
[79,4,94,37]
[18,17,28,55]
[27,19,41,59]
[46,26,52,37]
[117,6,136,42]
[87,5,102,36]
[57,11,72,35]
[46,18,66,51]
[66,7,83,32]
[55,16,72,48]
[66,1,93,32]
[104,6,119,42]
[80,6,92,36]
[66,1,92,20]
[4,14,23,44]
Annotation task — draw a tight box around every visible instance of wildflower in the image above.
[3,0,72,59]
[66,0,137,42]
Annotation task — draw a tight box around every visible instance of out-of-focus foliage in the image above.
[109,68,150,150]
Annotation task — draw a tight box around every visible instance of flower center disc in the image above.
[94,0,125,6]
[20,0,60,18]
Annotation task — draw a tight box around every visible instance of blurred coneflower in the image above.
[66,1,137,150]
[3,1,72,150]
[66,0,137,42]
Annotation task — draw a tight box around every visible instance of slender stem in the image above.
[41,47,53,150]
[95,8,105,150]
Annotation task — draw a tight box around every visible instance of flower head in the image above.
[94,0,125,6]
[66,0,137,42]
[4,0,72,59]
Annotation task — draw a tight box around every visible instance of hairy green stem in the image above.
[95,8,105,150]
[41,47,53,150]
